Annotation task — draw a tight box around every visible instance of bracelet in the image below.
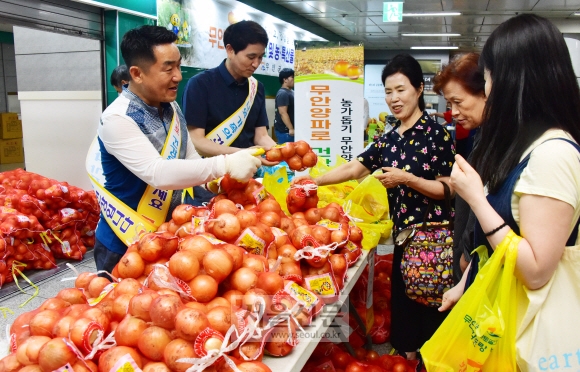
[484,222,508,237]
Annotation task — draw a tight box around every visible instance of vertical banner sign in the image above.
[294,41,364,167]
[157,0,297,76]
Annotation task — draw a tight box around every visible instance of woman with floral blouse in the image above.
[294,54,456,363]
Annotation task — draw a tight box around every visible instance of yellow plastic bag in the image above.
[262,166,290,216]
[421,231,519,372]
[310,155,358,207]
[357,220,393,250]
[343,176,389,224]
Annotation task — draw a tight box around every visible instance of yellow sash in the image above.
[205,76,258,146]
[86,102,183,245]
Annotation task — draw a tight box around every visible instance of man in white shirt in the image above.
[90,25,260,274]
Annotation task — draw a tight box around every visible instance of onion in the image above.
[52,315,75,338]
[331,228,349,245]
[69,317,103,354]
[312,225,331,245]
[150,295,183,329]
[179,235,214,262]
[267,243,279,260]
[287,155,303,171]
[177,221,194,238]
[114,278,142,297]
[205,297,230,310]
[16,336,50,365]
[203,249,234,282]
[303,195,319,210]
[72,360,98,372]
[172,204,195,225]
[219,244,245,271]
[235,210,258,231]
[265,148,283,162]
[349,225,363,242]
[243,253,267,273]
[213,199,239,216]
[98,346,143,372]
[56,288,87,305]
[143,362,171,372]
[169,250,200,282]
[321,206,342,222]
[258,199,282,214]
[189,274,218,302]
[231,342,263,362]
[277,244,297,264]
[115,315,148,347]
[88,276,111,298]
[291,225,313,248]
[174,308,210,341]
[75,272,97,291]
[29,309,61,337]
[137,326,173,361]
[294,141,311,156]
[184,301,208,314]
[167,220,180,235]
[243,288,271,314]
[292,218,309,228]
[237,361,272,372]
[280,217,295,234]
[19,366,42,372]
[268,259,281,274]
[279,262,302,282]
[212,213,241,242]
[302,151,318,167]
[259,211,281,228]
[64,304,91,319]
[138,233,164,262]
[256,223,275,246]
[38,338,78,372]
[82,307,110,333]
[118,251,145,279]
[1,355,23,372]
[230,267,258,293]
[144,258,169,277]
[265,320,296,356]
[304,208,322,225]
[159,231,179,258]
[39,298,70,311]
[227,189,248,205]
[222,290,244,308]
[129,290,160,322]
[206,306,234,335]
[256,271,284,295]
[280,142,296,159]
[157,222,169,232]
[163,339,197,372]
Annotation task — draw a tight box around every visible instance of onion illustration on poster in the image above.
[157,0,296,77]
[294,41,364,169]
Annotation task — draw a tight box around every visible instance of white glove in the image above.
[224,149,261,183]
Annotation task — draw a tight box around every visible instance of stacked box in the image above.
[0,112,23,163]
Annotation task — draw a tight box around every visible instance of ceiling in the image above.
[270,0,580,51]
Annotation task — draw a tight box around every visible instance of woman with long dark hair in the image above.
[442,14,580,330]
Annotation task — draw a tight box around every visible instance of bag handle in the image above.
[420,181,453,232]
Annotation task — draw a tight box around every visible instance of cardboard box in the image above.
[0,138,24,163]
[0,113,22,139]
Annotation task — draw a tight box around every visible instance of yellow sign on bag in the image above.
[86,102,183,245]
[205,76,257,146]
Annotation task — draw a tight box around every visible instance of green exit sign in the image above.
[383,2,404,22]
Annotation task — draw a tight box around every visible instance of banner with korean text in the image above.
[158,0,302,77]
[294,41,364,167]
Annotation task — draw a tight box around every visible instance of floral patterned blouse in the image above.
[357,112,456,233]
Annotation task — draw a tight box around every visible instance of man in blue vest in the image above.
[90,25,261,274]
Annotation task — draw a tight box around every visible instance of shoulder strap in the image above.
[537,137,580,245]
[421,181,453,230]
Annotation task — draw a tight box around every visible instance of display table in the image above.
[263,248,370,372]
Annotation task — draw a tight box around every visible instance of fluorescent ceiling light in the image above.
[402,33,461,37]
[403,12,461,17]
[411,46,459,50]
[574,12,580,15]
